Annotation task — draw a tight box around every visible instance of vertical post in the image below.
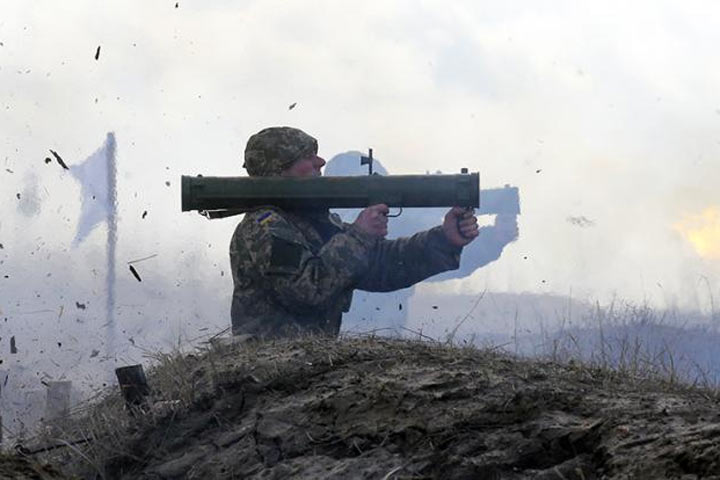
[106,132,118,363]
[44,381,72,435]
[45,381,72,421]
[115,365,150,410]
[0,368,6,446]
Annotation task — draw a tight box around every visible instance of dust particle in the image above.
[95,45,101,60]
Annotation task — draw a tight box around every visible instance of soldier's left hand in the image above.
[443,207,479,247]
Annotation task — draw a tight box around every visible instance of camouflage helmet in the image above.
[243,126,318,177]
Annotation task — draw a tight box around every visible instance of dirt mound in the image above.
[53,336,720,479]
[0,454,67,480]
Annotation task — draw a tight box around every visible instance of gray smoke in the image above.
[16,173,42,218]
[324,151,517,334]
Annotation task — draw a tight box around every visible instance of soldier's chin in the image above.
[313,170,322,177]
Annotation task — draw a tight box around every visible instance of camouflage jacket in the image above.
[229,207,462,338]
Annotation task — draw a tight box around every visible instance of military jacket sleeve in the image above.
[239,209,374,314]
[355,225,462,292]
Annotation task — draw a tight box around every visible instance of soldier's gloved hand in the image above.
[443,207,479,247]
[353,204,389,238]
[491,214,519,246]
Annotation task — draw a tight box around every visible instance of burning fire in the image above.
[674,206,720,260]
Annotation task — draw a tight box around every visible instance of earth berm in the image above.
[14,336,720,479]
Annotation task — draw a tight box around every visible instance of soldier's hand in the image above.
[443,207,479,247]
[353,204,389,238]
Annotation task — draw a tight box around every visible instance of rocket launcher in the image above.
[181,150,520,219]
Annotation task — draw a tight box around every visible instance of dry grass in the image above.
[20,301,720,477]
[532,300,720,395]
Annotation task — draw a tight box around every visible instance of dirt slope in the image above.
[0,454,66,480]
[53,336,720,479]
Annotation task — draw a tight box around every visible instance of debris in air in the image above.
[175,2,179,7]
[142,210,148,219]
[567,216,595,228]
[289,102,297,110]
[49,149,69,169]
[165,181,170,187]
[75,302,86,310]
[399,303,403,311]
[10,336,17,354]
[90,349,100,358]
[94,45,101,60]
[128,253,157,265]
[536,169,542,174]
[129,265,142,282]
[432,306,439,310]
[44,157,52,164]
[5,168,13,173]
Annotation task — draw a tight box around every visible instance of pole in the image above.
[106,133,118,361]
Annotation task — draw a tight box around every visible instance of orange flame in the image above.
[675,206,720,260]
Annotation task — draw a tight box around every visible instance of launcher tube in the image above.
[181,173,480,213]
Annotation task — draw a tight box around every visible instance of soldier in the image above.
[229,126,480,339]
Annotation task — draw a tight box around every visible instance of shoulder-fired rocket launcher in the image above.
[181,150,520,219]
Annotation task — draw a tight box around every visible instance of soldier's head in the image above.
[243,126,325,177]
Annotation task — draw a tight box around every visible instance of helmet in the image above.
[243,126,318,176]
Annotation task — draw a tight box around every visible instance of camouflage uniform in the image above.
[230,127,463,338]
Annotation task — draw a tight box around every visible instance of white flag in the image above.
[70,133,117,246]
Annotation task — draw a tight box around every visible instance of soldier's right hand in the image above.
[353,204,389,238]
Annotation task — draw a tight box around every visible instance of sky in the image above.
[1,0,720,432]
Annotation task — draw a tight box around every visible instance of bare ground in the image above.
[0,453,66,480]
[27,336,720,479]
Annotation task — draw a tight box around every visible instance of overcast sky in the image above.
[2,0,720,359]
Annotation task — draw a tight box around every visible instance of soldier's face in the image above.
[282,154,326,177]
